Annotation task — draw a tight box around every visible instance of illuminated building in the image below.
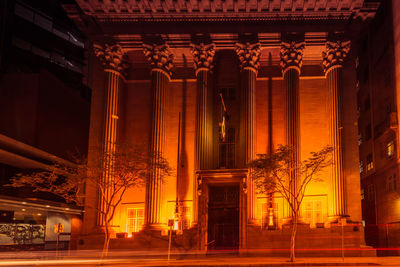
[358,0,400,255]
[63,0,380,254]
[0,0,89,250]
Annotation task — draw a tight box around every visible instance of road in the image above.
[0,250,399,266]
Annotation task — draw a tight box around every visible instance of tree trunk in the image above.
[102,220,110,259]
[290,215,298,262]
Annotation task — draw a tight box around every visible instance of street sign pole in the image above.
[56,233,60,259]
[168,219,174,261]
[341,218,345,262]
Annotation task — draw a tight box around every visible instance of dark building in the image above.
[0,0,90,249]
[357,0,400,255]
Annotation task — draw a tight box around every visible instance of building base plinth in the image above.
[246,224,375,257]
[76,224,375,257]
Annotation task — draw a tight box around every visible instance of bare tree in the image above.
[9,144,172,257]
[247,145,333,262]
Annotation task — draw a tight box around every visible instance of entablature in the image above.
[112,32,328,69]
[74,0,378,22]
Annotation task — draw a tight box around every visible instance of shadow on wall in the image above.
[178,54,189,202]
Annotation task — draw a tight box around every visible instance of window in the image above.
[179,205,191,230]
[303,200,323,227]
[387,141,395,157]
[219,128,235,168]
[388,174,397,192]
[366,154,374,171]
[365,124,372,141]
[14,2,84,48]
[359,161,364,174]
[219,88,236,101]
[126,208,144,234]
[361,188,365,200]
[358,133,363,146]
[367,184,375,201]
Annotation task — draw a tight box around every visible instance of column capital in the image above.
[235,42,261,73]
[93,44,129,75]
[280,41,305,75]
[190,43,216,75]
[322,40,351,74]
[143,43,174,78]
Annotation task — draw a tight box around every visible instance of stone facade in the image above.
[63,0,381,255]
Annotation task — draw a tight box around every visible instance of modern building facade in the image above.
[0,0,89,250]
[357,0,400,255]
[63,0,380,254]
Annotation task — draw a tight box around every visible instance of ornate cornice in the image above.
[74,0,379,23]
[143,43,174,77]
[322,40,351,73]
[235,42,261,73]
[93,44,128,75]
[280,41,305,74]
[190,43,216,75]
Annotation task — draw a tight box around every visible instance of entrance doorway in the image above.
[207,185,239,252]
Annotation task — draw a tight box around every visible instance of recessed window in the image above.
[387,141,395,157]
[219,128,235,169]
[219,88,236,101]
[367,184,374,201]
[365,124,372,141]
[180,206,191,230]
[126,208,144,234]
[366,154,373,171]
[359,161,364,174]
[303,200,323,228]
[388,174,397,192]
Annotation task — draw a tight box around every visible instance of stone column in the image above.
[191,43,215,171]
[235,42,261,224]
[93,44,128,226]
[280,41,305,220]
[143,43,174,229]
[322,40,351,219]
[191,43,215,225]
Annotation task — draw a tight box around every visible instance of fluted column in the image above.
[191,43,215,225]
[322,40,351,219]
[280,41,305,220]
[143,43,174,229]
[191,43,215,171]
[93,44,128,226]
[235,42,261,224]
